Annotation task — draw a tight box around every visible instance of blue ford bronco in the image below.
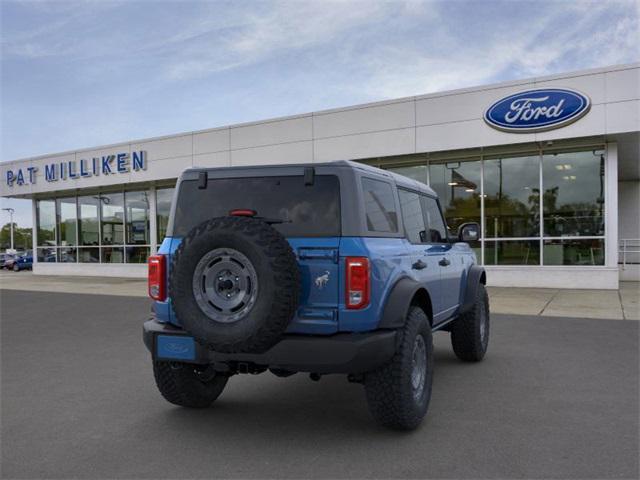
[144,160,489,430]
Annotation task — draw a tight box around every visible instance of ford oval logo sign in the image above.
[484,88,591,133]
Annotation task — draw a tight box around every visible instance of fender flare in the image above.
[378,277,430,330]
[459,265,486,315]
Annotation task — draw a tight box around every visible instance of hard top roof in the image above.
[185,160,436,197]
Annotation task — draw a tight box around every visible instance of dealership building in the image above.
[1,63,638,289]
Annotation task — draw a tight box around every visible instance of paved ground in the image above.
[1,290,638,479]
[488,282,640,320]
[1,270,638,320]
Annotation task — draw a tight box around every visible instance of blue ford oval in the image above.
[484,88,591,132]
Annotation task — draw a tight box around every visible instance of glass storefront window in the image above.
[389,165,428,185]
[126,246,150,263]
[78,247,100,263]
[37,200,56,246]
[37,246,57,263]
[78,196,100,246]
[543,239,604,265]
[101,247,124,263]
[58,247,77,263]
[429,160,481,233]
[542,150,605,237]
[156,187,174,242]
[125,191,150,245]
[36,190,153,264]
[484,155,540,238]
[484,240,540,266]
[100,193,124,246]
[56,197,77,246]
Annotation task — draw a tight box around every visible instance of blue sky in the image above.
[1,0,639,227]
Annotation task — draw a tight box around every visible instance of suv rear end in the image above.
[144,162,398,372]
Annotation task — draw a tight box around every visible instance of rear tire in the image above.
[450,283,489,362]
[153,361,228,408]
[364,306,433,430]
[12,264,19,272]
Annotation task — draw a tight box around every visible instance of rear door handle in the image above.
[412,259,427,270]
[439,257,450,267]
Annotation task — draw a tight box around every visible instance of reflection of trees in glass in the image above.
[484,157,539,238]
[37,200,56,246]
[542,151,604,237]
[1,223,32,250]
[443,195,481,231]
[485,193,536,238]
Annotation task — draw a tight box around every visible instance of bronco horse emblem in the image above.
[314,271,330,289]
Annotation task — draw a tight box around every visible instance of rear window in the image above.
[173,175,341,237]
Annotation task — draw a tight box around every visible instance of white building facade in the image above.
[1,63,639,289]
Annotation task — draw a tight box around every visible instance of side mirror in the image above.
[458,222,480,243]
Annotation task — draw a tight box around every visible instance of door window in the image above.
[361,177,398,233]
[398,189,427,243]
[421,196,448,243]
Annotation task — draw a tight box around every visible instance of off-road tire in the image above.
[12,263,19,272]
[170,216,300,354]
[450,283,489,362]
[364,307,433,430]
[153,361,228,408]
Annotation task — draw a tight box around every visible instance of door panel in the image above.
[441,245,464,315]
[397,188,446,321]
[420,194,456,323]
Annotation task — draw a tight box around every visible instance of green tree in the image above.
[0,223,32,251]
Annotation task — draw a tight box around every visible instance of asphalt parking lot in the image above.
[1,289,638,479]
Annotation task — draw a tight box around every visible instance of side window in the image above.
[421,196,448,243]
[361,177,398,233]
[398,189,427,243]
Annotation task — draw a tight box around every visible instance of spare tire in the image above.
[170,216,300,353]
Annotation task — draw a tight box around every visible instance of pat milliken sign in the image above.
[5,150,147,187]
[484,88,591,133]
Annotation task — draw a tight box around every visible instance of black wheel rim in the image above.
[479,302,489,348]
[411,334,427,401]
[192,247,259,323]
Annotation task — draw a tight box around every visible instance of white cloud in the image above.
[164,1,400,80]
[351,1,639,100]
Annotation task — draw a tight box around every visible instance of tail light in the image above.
[148,254,166,301]
[345,257,370,309]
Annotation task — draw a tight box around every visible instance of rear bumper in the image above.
[143,319,397,374]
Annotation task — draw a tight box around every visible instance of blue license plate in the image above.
[156,335,196,361]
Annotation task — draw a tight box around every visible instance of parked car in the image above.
[143,161,489,430]
[12,252,33,271]
[2,253,17,270]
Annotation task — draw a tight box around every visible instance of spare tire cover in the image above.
[170,216,300,353]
